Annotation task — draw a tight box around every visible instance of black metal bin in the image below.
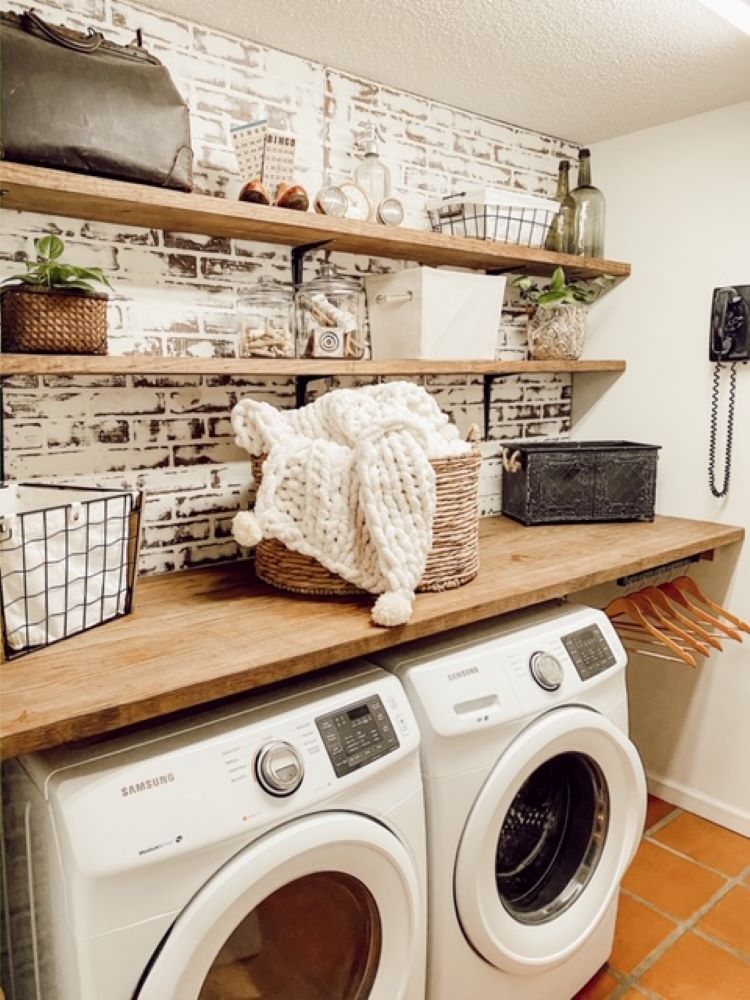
[500,441,660,525]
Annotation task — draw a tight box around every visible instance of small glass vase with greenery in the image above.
[1,235,112,355]
[513,268,615,361]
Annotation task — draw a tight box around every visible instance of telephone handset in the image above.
[708,285,750,498]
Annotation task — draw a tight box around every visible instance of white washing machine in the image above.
[1,662,426,1000]
[371,602,646,1000]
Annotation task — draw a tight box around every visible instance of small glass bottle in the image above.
[238,277,295,358]
[544,159,576,254]
[571,148,605,258]
[295,264,368,359]
[354,128,390,221]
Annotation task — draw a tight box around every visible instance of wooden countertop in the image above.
[0,515,743,759]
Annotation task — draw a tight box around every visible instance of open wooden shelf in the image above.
[0,162,630,279]
[0,354,627,377]
[0,514,742,759]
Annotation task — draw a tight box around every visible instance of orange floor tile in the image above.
[644,793,678,832]
[608,893,677,973]
[696,884,750,956]
[575,799,750,1000]
[652,811,750,876]
[640,932,750,998]
[620,838,726,919]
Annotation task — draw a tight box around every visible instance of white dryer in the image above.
[2,662,426,1000]
[371,602,646,1000]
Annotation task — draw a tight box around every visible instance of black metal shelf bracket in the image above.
[0,380,5,481]
[483,374,495,440]
[294,374,329,409]
[291,240,333,288]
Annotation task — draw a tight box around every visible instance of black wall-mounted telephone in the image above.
[709,286,750,362]
[708,285,750,498]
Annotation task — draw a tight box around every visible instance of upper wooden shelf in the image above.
[0,514,742,759]
[0,162,630,279]
[0,354,627,377]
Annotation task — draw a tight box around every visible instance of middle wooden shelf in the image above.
[0,355,627,377]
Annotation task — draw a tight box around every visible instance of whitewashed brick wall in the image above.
[0,0,576,574]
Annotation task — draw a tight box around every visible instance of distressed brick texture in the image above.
[1,0,576,574]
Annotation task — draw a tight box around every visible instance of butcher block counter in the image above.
[0,514,743,759]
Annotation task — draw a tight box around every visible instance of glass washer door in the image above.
[136,812,420,1000]
[454,706,646,976]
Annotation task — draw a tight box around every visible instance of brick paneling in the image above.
[0,0,576,574]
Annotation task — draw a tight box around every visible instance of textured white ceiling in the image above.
[144,0,750,142]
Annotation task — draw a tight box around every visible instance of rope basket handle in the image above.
[502,447,522,473]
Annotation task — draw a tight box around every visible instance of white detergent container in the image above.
[365,266,506,360]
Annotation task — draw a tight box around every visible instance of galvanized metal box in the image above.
[501,441,660,525]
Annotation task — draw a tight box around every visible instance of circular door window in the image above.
[136,812,420,1000]
[198,871,380,1000]
[454,706,646,974]
[495,752,609,925]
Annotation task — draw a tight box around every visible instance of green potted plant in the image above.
[513,267,614,360]
[1,235,112,355]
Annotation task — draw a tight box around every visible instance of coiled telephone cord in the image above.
[708,360,737,498]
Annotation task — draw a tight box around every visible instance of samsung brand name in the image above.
[121,773,175,797]
[446,666,479,682]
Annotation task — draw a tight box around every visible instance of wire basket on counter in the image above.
[0,483,143,660]
[427,187,559,248]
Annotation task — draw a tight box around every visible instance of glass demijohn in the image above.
[571,148,605,258]
[354,128,391,220]
[544,159,576,254]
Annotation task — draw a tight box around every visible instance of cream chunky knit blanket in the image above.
[231,381,470,626]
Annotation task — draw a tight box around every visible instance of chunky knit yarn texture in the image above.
[231,381,470,626]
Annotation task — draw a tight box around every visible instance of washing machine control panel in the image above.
[316,695,399,778]
[562,623,617,680]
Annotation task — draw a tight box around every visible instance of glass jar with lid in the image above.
[238,277,296,358]
[295,264,368,359]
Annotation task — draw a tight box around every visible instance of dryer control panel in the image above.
[316,695,399,778]
[561,623,616,680]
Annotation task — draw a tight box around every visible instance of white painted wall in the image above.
[574,102,750,834]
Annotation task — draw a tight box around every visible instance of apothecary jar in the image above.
[295,264,368,360]
[238,277,296,358]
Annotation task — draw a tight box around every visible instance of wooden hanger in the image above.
[605,596,697,667]
[627,591,711,658]
[660,581,743,643]
[671,576,750,634]
[639,586,723,652]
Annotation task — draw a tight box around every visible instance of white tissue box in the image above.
[365,266,506,360]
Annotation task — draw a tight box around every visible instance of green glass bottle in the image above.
[571,148,605,257]
[544,159,576,253]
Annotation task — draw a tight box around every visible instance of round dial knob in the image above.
[529,651,564,691]
[255,741,304,796]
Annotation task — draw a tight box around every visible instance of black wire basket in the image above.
[427,195,557,248]
[0,483,144,659]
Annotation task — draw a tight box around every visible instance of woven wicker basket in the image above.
[1,287,108,354]
[251,442,482,596]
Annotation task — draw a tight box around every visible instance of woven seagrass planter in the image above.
[1,286,108,354]
[251,443,482,596]
[527,304,587,361]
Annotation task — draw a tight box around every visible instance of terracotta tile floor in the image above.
[575,795,750,999]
